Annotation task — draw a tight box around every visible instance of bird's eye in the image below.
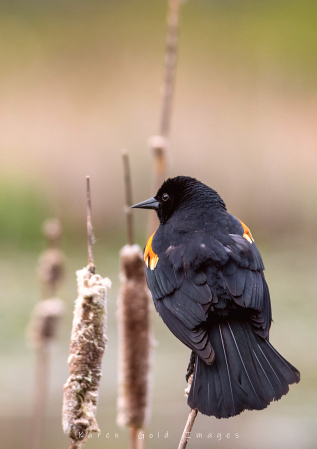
[162,193,170,201]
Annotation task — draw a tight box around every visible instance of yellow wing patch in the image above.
[144,232,159,270]
[236,217,254,244]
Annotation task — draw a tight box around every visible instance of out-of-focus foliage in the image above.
[0,177,50,247]
[0,0,317,244]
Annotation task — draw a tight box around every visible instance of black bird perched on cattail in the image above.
[132,176,300,418]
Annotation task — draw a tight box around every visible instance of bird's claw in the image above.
[185,351,195,383]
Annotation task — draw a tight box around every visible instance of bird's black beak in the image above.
[131,197,160,210]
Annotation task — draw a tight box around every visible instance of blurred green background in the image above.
[1,0,316,448]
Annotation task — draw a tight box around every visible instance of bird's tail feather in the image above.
[188,319,300,418]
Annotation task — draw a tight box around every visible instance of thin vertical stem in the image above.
[129,427,142,449]
[29,344,50,449]
[160,0,181,139]
[69,443,78,449]
[129,427,144,449]
[86,176,95,273]
[122,150,134,246]
[178,408,198,449]
[148,0,182,237]
[29,220,65,449]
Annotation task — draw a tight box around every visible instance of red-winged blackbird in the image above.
[132,176,300,418]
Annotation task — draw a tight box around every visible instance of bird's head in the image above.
[131,176,226,224]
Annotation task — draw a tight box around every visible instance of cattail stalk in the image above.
[117,245,152,447]
[147,0,182,237]
[178,408,198,449]
[62,177,111,448]
[62,267,110,447]
[122,150,134,246]
[178,370,197,449]
[28,219,66,449]
[159,0,181,139]
[37,219,65,298]
[117,152,153,449]
[86,176,95,273]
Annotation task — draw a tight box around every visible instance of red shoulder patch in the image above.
[144,232,159,270]
[236,217,254,243]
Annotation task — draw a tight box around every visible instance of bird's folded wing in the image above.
[146,230,271,358]
[147,262,215,364]
[221,234,272,338]
[155,297,215,364]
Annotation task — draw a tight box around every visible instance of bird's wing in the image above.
[219,220,272,339]
[145,218,272,364]
[145,245,215,364]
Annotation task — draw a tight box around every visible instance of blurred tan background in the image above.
[1,0,316,448]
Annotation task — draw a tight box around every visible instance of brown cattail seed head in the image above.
[27,298,65,348]
[62,267,111,446]
[37,248,66,297]
[117,244,153,429]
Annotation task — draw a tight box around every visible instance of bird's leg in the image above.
[185,351,196,383]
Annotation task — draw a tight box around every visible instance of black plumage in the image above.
[132,176,300,418]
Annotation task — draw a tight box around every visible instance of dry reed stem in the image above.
[86,176,95,273]
[69,444,78,449]
[62,267,111,447]
[178,408,198,449]
[117,245,153,436]
[159,0,181,139]
[122,150,134,246]
[28,298,65,449]
[119,153,150,449]
[29,219,66,449]
[62,176,110,448]
[30,343,50,449]
[147,0,182,236]
[129,427,144,449]
[178,368,197,449]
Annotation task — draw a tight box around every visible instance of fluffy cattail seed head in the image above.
[38,218,65,298]
[37,248,66,297]
[27,298,65,349]
[62,267,111,447]
[117,244,153,429]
